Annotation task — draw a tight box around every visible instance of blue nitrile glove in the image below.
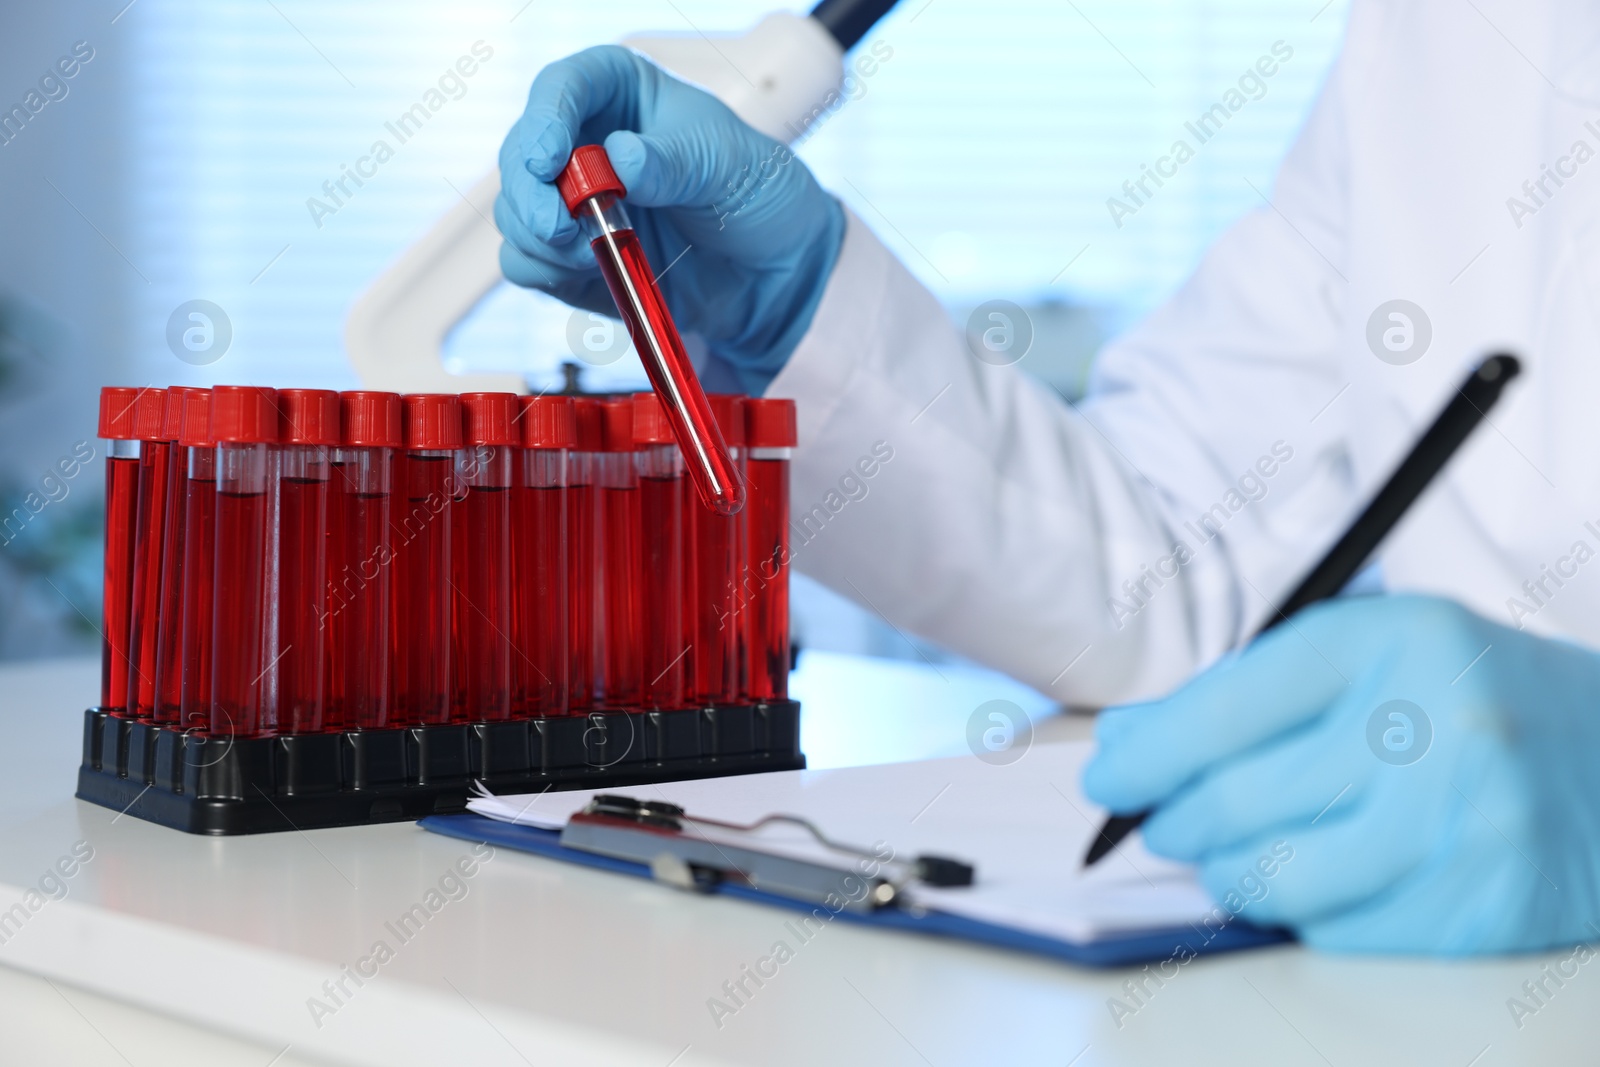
[495,45,846,395]
[1083,594,1600,955]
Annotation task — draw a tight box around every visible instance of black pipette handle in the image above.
[1082,354,1522,868]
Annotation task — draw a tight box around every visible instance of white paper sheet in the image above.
[466,741,1217,944]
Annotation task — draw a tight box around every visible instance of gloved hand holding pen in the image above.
[495,45,846,395]
[1083,594,1600,955]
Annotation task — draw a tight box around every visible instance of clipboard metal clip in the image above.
[559,794,975,913]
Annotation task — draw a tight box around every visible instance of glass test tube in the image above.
[555,145,744,516]
[689,395,747,706]
[97,387,142,713]
[176,390,216,731]
[274,389,338,733]
[209,386,277,737]
[393,394,461,728]
[125,388,171,718]
[567,399,603,713]
[151,388,203,724]
[633,393,686,710]
[595,397,641,709]
[328,392,399,730]
[513,396,573,718]
[742,399,796,702]
[454,393,516,722]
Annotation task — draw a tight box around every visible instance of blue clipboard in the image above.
[421,812,1291,969]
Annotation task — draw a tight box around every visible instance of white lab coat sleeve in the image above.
[767,47,1356,705]
[1082,41,1360,650]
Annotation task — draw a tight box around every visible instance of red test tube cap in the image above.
[403,394,463,450]
[598,396,636,452]
[573,397,604,452]
[744,398,797,448]
[211,386,280,444]
[631,392,675,445]
[707,394,746,448]
[278,388,341,446]
[131,387,169,441]
[98,387,141,440]
[179,389,214,447]
[460,392,521,446]
[522,395,576,449]
[162,387,202,441]
[556,145,627,215]
[340,391,402,448]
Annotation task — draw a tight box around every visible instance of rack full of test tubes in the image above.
[78,385,801,834]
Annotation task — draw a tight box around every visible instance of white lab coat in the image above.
[769,0,1600,706]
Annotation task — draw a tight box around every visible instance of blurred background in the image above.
[0,0,1347,665]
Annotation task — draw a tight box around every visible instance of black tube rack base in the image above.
[76,703,804,835]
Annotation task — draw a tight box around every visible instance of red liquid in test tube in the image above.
[566,399,603,713]
[324,450,345,726]
[555,145,745,517]
[125,388,171,718]
[97,387,142,712]
[633,393,686,710]
[393,394,461,728]
[176,390,216,731]
[274,389,339,733]
[328,392,400,730]
[742,399,796,701]
[689,395,746,706]
[152,388,203,724]
[596,398,641,708]
[209,386,278,737]
[449,439,468,717]
[454,393,517,722]
[513,396,574,718]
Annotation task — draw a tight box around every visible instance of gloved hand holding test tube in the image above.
[494,46,846,409]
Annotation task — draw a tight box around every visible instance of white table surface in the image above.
[0,652,1593,1066]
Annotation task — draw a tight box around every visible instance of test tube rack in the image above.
[76,702,803,834]
[83,385,802,834]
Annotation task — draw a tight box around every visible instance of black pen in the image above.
[1082,353,1523,868]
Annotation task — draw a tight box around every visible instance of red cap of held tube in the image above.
[460,392,520,446]
[98,387,141,440]
[403,394,463,451]
[556,145,626,214]
[631,392,675,445]
[743,397,797,448]
[573,397,604,452]
[211,386,280,444]
[598,396,637,452]
[179,389,214,448]
[340,391,402,448]
[131,387,169,441]
[278,388,341,446]
[521,395,576,449]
